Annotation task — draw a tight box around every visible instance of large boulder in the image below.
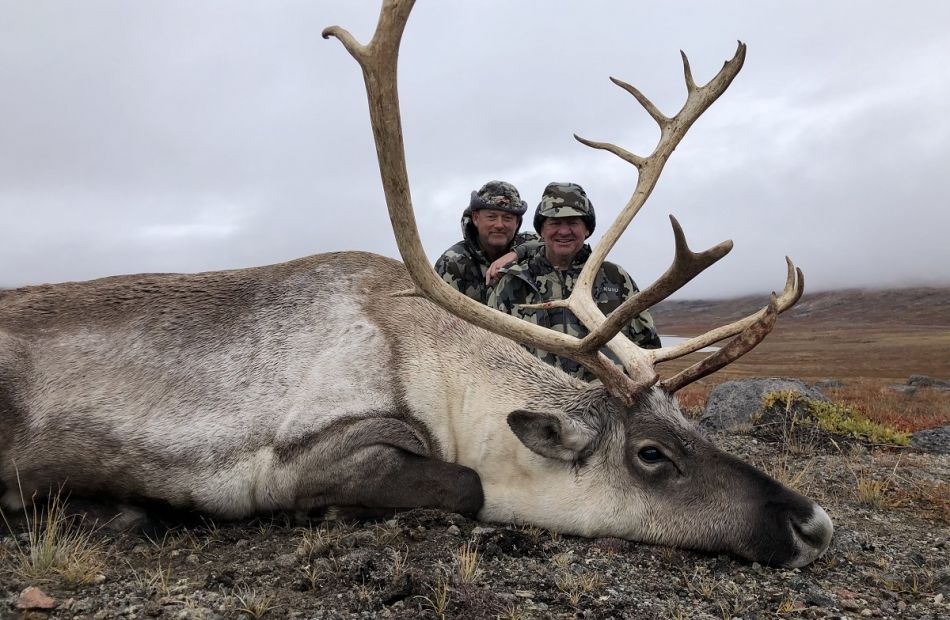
[700,378,828,433]
[910,426,950,454]
[907,375,950,390]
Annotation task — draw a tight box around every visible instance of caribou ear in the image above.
[507,410,595,462]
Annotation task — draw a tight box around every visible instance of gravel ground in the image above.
[2,429,948,619]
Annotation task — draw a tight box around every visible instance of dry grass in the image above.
[824,379,950,432]
[0,486,106,586]
[417,573,451,619]
[454,541,481,584]
[128,559,174,595]
[756,455,813,494]
[775,596,804,614]
[233,586,275,619]
[889,479,950,524]
[854,475,892,509]
[389,545,409,579]
[673,383,712,418]
[297,521,353,557]
[555,569,603,607]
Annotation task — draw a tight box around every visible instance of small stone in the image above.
[472,526,496,536]
[934,593,944,604]
[235,539,249,548]
[446,524,461,535]
[16,586,56,610]
[93,573,107,584]
[861,610,873,617]
[275,553,297,568]
[187,553,200,564]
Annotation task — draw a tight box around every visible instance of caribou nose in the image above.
[787,504,834,568]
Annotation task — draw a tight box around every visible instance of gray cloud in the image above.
[2,1,948,299]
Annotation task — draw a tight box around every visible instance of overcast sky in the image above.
[2,1,948,299]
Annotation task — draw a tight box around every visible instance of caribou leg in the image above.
[335,452,483,517]
[284,416,484,517]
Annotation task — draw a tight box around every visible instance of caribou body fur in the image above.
[0,252,832,567]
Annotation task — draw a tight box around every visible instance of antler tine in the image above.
[653,257,804,363]
[574,134,647,169]
[609,76,670,128]
[579,215,733,354]
[681,50,698,93]
[658,292,780,393]
[576,41,746,282]
[326,0,654,404]
[553,42,747,382]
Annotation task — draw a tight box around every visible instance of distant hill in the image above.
[654,287,950,331]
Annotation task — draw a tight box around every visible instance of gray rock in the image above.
[889,384,918,395]
[700,378,828,432]
[908,374,950,388]
[910,426,950,454]
[814,378,844,389]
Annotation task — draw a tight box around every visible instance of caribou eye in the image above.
[638,447,666,463]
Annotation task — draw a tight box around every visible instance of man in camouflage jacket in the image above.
[435,181,539,304]
[489,182,661,381]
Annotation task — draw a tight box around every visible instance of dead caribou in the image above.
[0,0,832,567]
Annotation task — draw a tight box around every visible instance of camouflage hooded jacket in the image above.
[434,208,540,304]
[488,244,661,381]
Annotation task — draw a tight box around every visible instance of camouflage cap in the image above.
[533,181,595,235]
[468,180,527,216]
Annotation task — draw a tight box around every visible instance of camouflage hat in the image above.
[468,180,527,216]
[533,181,595,235]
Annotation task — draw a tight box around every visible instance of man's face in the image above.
[472,209,519,254]
[540,216,588,266]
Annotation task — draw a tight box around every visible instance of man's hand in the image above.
[486,251,518,285]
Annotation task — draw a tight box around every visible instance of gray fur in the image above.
[0,251,832,566]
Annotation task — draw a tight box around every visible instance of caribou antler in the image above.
[325,0,802,404]
[322,0,648,403]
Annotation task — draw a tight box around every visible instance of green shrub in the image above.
[763,391,910,446]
